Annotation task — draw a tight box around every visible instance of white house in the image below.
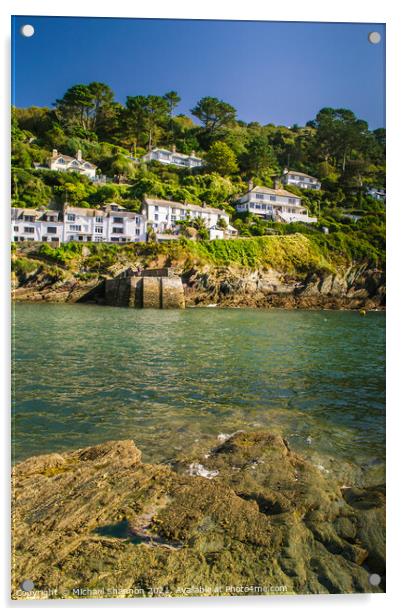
[281,169,321,190]
[46,149,97,179]
[142,146,204,169]
[235,184,317,224]
[11,203,147,244]
[12,208,64,243]
[62,204,147,243]
[366,187,386,202]
[143,197,230,235]
[209,223,239,240]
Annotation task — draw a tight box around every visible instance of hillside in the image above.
[12,234,385,310]
[12,84,385,246]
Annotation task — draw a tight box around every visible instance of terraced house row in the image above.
[12,203,147,244]
[11,198,235,245]
[12,179,321,245]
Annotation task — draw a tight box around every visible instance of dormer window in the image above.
[57,158,66,164]
[71,161,79,167]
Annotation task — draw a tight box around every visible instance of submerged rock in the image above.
[11,432,385,599]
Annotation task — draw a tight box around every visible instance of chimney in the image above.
[191,150,195,157]
[76,149,82,162]
[248,179,254,191]
[283,167,288,176]
[52,149,58,157]
[171,144,176,153]
[274,177,280,190]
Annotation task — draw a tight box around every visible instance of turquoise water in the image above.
[12,304,385,480]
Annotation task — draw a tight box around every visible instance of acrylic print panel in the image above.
[11,16,386,600]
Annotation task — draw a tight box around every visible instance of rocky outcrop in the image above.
[12,256,385,309]
[184,265,385,309]
[12,432,385,599]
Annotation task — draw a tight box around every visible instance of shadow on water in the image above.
[94,519,149,545]
[94,518,183,548]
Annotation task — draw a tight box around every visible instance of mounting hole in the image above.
[20,24,35,38]
[20,579,34,592]
[368,573,381,586]
[368,32,381,44]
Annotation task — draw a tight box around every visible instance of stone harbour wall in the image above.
[104,275,185,309]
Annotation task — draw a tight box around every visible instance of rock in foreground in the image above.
[11,432,385,599]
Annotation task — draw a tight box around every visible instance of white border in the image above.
[1,1,401,614]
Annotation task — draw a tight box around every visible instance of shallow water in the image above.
[12,303,385,481]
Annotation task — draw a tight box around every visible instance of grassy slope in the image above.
[12,232,378,286]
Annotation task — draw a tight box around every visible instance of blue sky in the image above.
[12,16,385,129]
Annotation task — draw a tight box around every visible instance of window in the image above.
[47,227,57,234]
[154,214,159,221]
[135,217,140,224]
[288,198,296,204]
[112,227,124,234]
[135,228,140,236]
[51,237,59,242]
[255,193,264,200]
[270,196,276,202]
[154,206,159,212]
[94,237,103,242]
[113,217,124,223]
[42,236,48,242]
[57,158,66,164]
[23,215,35,222]
[110,237,121,242]
[67,214,76,221]
[13,236,18,242]
[71,161,79,167]
[47,215,57,222]
[24,227,35,233]
[13,226,18,231]
[69,225,81,232]
[171,215,176,223]
[95,216,103,223]
[95,226,103,234]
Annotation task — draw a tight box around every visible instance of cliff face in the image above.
[12,262,385,309]
[184,265,385,309]
[12,432,385,599]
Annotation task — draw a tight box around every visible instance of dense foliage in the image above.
[11,82,385,265]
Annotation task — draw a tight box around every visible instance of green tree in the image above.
[191,97,237,140]
[241,134,278,175]
[125,95,169,150]
[110,154,136,181]
[205,142,238,176]
[310,108,370,171]
[55,84,94,129]
[12,169,52,208]
[55,82,115,133]
[164,90,181,137]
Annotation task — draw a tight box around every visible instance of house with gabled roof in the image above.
[46,149,97,179]
[142,145,204,169]
[143,197,230,236]
[281,169,321,190]
[235,182,317,224]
